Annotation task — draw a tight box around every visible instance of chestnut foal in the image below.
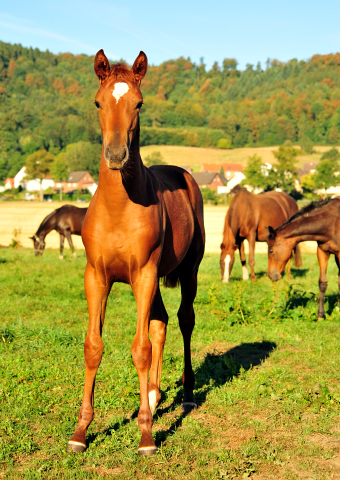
[66,50,205,456]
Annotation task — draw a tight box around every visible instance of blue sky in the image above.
[0,0,339,69]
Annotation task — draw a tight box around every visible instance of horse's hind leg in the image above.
[317,247,329,321]
[66,231,77,258]
[148,285,168,416]
[247,231,256,281]
[239,241,249,280]
[67,262,111,453]
[178,267,199,413]
[59,233,65,259]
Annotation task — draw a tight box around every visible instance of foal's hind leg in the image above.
[67,262,111,452]
[148,285,168,416]
[317,247,329,321]
[178,268,199,413]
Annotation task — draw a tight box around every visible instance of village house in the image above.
[55,171,97,195]
[14,166,55,191]
[190,172,226,192]
[201,163,243,179]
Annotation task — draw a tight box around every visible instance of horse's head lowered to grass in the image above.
[266,226,293,281]
[29,234,45,256]
[93,50,147,170]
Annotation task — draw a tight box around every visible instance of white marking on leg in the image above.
[242,265,249,280]
[112,82,129,103]
[222,255,231,283]
[148,390,157,415]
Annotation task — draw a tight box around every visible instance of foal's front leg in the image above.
[148,286,168,416]
[67,262,111,452]
[317,247,330,321]
[131,266,158,456]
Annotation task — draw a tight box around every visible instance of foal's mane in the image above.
[277,197,334,231]
[108,62,135,82]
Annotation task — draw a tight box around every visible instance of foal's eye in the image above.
[94,101,100,109]
[136,102,143,110]
[269,249,273,254]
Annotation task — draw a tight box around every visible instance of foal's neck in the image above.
[279,212,331,245]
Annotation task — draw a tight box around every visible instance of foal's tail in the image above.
[293,244,303,268]
[162,268,180,288]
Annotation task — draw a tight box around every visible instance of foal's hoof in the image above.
[73,252,77,259]
[317,317,323,322]
[182,402,197,414]
[59,255,63,260]
[138,446,157,456]
[66,440,87,453]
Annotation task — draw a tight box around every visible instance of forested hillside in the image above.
[0,40,340,180]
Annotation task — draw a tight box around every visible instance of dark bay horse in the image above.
[30,205,87,258]
[66,50,205,456]
[267,197,340,321]
[220,189,302,282]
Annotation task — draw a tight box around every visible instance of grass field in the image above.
[1,248,340,479]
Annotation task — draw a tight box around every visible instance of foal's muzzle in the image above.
[104,144,129,169]
[268,271,281,282]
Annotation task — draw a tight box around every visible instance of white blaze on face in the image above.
[222,254,231,283]
[242,265,249,280]
[112,82,129,103]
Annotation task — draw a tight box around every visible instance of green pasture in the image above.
[1,248,340,479]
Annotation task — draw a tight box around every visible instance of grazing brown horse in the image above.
[267,197,340,321]
[30,205,87,258]
[220,189,302,282]
[66,50,205,456]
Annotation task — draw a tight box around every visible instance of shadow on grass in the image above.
[291,268,309,279]
[325,293,340,316]
[154,340,276,446]
[86,341,276,449]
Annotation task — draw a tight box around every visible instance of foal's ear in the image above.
[28,236,34,240]
[94,49,110,84]
[265,226,276,239]
[132,51,148,85]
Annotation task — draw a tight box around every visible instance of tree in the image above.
[269,146,299,193]
[51,152,69,201]
[143,151,167,166]
[242,154,267,191]
[63,141,101,180]
[313,148,340,193]
[25,149,54,201]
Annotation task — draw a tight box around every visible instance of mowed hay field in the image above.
[1,249,340,479]
[0,202,316,254]
[140,144,340,170]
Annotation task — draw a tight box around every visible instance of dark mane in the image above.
[109,62,135,82]
[277,197,334,231]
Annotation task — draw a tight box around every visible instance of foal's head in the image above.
[266,226,291,281]
[93,50,148,170]
[29,234,46,256]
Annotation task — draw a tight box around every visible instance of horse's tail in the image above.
[293,244,303,268]
[162,267,180,288]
